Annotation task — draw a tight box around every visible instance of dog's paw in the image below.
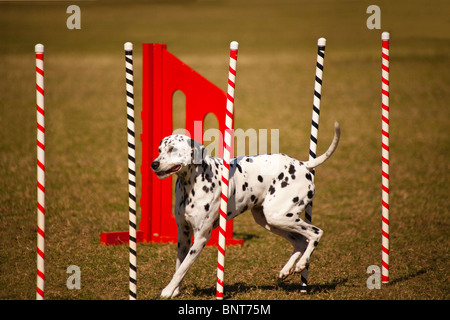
[160,286,180,299]
[277,274,288,283]
[160,287,174,299]
[294,260,310,274]
[278,268,294,282]
[172,287,180,298]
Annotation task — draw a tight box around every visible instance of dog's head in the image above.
[151,134,206,179]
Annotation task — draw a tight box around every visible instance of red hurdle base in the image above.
[100,43,243,247]
[100,230,144,246]
[100,229,243,246]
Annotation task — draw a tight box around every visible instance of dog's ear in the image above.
[188,138,206,164]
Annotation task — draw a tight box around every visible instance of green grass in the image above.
[0,0,449,300]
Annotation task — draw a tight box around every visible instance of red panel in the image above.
[101,44,243,247]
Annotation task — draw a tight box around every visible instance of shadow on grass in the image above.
[300,277,349,294]
[388,268,427,285]
[233,232,259,242]
[191,277,349,298]
[158,269,428,300]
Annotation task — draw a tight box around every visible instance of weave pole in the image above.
[216,41,239,300]
[35,43,45,300]
[301,37,326,292]
[125,42,137,299]
[381,32,390,284]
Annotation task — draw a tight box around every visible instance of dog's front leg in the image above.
[176,224,193,270]
[160,227,211,299]
[169,224,193,298]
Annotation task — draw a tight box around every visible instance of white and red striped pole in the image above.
[216,41,238,300]
[35,43,45,300]
[381,32,390,284]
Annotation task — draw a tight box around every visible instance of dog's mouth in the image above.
[156,164,181,177]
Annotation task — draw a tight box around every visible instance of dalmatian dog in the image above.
[151,121,340,299]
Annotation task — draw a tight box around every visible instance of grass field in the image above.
[0,0,449,301]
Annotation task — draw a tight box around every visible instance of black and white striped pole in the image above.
[125,42,137,300]
[301,37,326,292]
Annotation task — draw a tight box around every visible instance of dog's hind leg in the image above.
[260,200,324,279]
[293,221,323,273]
[251,207,304,281]
[277,233,308,281]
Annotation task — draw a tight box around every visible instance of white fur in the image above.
[152,122,340,298]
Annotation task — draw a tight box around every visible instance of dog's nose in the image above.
[151,160,160,171]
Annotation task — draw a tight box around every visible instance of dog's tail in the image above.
[305,121,340,170]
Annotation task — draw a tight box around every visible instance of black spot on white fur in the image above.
[152,130,339,298]
[289,164,296,175]
[269,185,275,195]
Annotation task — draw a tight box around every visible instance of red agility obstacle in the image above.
[100,44,243,247]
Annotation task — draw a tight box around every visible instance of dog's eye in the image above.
[168,146,177,153]
[158,147,161,154]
